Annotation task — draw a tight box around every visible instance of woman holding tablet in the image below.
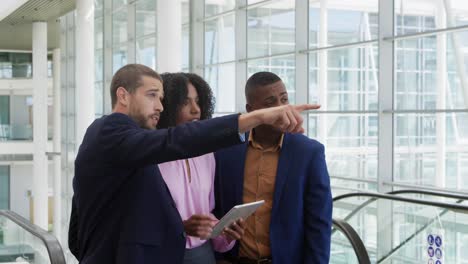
[158,72,246,264]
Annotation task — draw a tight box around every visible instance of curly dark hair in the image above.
[157,72,215,128]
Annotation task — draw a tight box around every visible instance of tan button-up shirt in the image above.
[239,131,284,259]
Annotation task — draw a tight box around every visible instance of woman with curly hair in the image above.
[157,72,246,264]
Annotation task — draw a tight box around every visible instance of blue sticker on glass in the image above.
[428,247,435,257]
[435,248,442,259]
[435,236,442,247]
[436,260,442,264]
[428,234,435,245]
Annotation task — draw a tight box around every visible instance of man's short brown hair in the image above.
[110,64,163,108]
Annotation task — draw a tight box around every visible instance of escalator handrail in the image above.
[332,218,371,264]
[389,189,468,200]
[334,189,468,224]
[333,192,468,213]
[0,210,66,264]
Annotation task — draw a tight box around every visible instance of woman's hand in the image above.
[222,218,246,243]
[183,214,217,239]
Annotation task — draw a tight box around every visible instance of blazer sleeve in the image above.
[68,195,79,260]
[99,114,243,167]
[303,143,333,264]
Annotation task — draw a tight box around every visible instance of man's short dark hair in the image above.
[245,71,282,103]
[110,64,163,108]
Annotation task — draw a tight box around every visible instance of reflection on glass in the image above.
[136,0,156,38]
[309,113,378,181]
[309,0,378,47]
[182,25,190,69]
[0,215,52,263]
[205,63,236,113]
[0,53,33,79]
[205,15,235,64]
[395,31,468,110]
[113,45,127,73]
[136,37,156,69]
[248,0,295,58]
[0,166,8,210]
[182,0,190,25]
[395,0,468,34]
[112,8,128,46]
[205,0,235,17]
[394,113,468,189]
[248,56,296,104]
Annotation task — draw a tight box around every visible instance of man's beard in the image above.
[129,107,155,130]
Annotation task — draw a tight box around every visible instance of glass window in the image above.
[136,37,156,69]
[248,0,295,58]
[205,15,236,64]
[136,0,156,38]
[205,0,235,17]
[309,44,379,111]
[113,8,128,46]
[394,113,468,188]
[182,0,190,25]
[182,25,190,69]
[205,63,236,113]
[309,0,378,47]
[395,31,468,110]
[248,56,296,104]
[395,0,468,34]
[113,45,128,74]
[0,166,9,209]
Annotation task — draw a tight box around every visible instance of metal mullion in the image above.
[235,0,248,113]
[240,0,278,10]
[103,0,113,114]
[190,0,204,76]
[300,39,378,54]
[295,0,308,131]
[202,9,236,22]
[127,2,136,63]
[377,0,394,260]
[385,24,468,42]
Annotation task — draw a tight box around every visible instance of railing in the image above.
[0,210,65,264]
[332,218,371,264]
[333,190,468,264]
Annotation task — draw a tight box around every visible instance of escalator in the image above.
[331,190,468,264]
[0,210,65,264]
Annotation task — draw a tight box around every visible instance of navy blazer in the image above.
[214,133,332,264]
[72,113,243,264]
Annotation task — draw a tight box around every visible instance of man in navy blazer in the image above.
[70,64,319,264]
[214,72,332,264]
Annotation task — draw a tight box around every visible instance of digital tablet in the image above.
[210,200,265,238]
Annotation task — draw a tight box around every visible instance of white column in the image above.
[52,48,62,241]
[76,0,95,147]
[318,0,328,142]
[190,0,204,76]
[157,0,182,72]
[32,21,49,230]
[436,1,447,188]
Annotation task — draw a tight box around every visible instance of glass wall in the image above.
[60,10,77,264]
[197,0,468,194]
[0,52,53,78]
[0,166,9,210]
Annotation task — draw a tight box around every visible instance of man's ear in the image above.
[246,103,253,113]
[116,87,130,106]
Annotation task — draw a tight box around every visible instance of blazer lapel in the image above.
[235,133,250,204]
[272,133,292,215]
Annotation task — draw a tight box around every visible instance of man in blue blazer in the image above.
[214,72,332,264]
[70,64,319,264]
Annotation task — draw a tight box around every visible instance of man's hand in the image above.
[222,218,246,243]
[239,104,321,133]
[183,214,217,239]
